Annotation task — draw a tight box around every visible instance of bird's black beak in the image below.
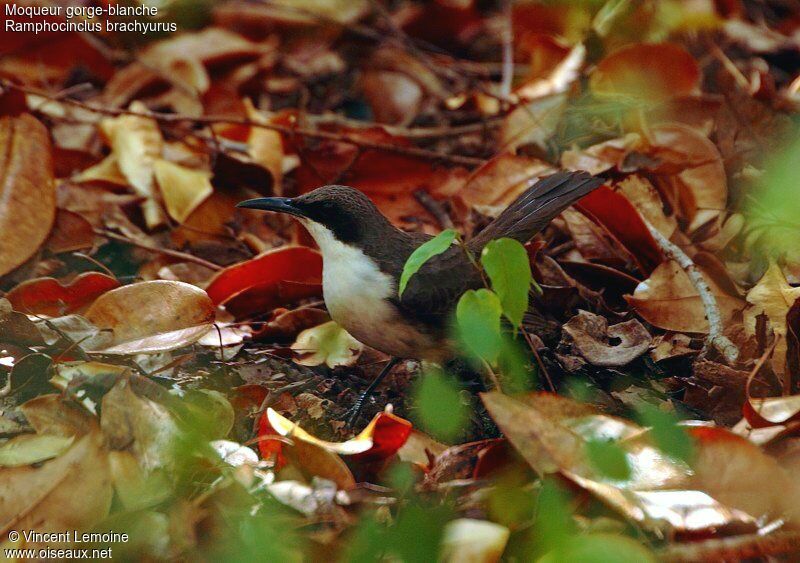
[236,197,307,218]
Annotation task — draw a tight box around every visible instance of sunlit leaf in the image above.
[399,229,458,297]
[291,320,363,368]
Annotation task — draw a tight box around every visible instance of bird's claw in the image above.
[343,399,366,430]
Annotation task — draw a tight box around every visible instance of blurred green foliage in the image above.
[413,367,468,442]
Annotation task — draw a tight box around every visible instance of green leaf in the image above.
[398,229,458,297]
[636,404,694,463]
[538,533,656,563]
[455,289,503,363]
[585,439,631,481]
[414,369,468,442]
[481,238,532,328]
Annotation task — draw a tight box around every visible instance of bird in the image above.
[237,170,603,425]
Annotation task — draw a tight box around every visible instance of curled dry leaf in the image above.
[291,321,364,368]
[591,43,700,102]
[0,114,56,277]
[259,409,410,490]
[627,261,745,333]
[6,272,120,317]
[98,102,165,229]
[205,246,322,318]
[0,431,112,537]
[262,408,411,461]
[85,280,215,354]
[562,310,651,367]
[153,159,214,224]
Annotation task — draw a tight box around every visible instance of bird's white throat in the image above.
[300,219,437,359]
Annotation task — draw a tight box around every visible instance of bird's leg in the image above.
[345,356,403,429]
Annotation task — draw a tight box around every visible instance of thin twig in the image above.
[4,80,486,167]
[93,228,223,272]
[659,530,800,562]
[642,219,739,363]
[413,189,454,229]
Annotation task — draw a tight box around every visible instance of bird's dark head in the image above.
[237,185,390,245]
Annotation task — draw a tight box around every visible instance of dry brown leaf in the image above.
[85,280,215,353]
[100,378,181,472]
[0,114,56,277]
[627,261,744,333]
[0,431,112,537]
[244,101,286,195]
[648,123,727,233]
[21,394,98,438]
[562,310,651,367]
[745,262,800,375]
[153,159,214,224]
[99,102,165,229]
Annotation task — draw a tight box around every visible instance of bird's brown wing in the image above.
[391,244,483,331]
[468,170,604,252]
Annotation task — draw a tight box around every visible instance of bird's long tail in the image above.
[469,170,604,249]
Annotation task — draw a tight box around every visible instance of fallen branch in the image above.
[643,220,739,363]
[659,531,800,561]
[3,80,487,167]
[93,228,223,272]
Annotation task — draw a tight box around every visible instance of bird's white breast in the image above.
[301,220,437,359]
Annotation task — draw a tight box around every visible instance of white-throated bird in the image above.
[237,170,603,425]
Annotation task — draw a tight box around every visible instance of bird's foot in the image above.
[344,394,369,430]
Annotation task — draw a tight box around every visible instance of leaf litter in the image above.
[1,1,800,560]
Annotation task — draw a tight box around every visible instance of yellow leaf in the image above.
[291,321,363,368]
[99,102,165,229]
[245,100,285,195]
[745,262,800,336]
[154,159,214,224]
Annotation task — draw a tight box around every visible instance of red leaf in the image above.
[7,272,120,317]
[351,413,413,463]
[257,411,287,469]
[575,185,663,275]
[205,247,322,318]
